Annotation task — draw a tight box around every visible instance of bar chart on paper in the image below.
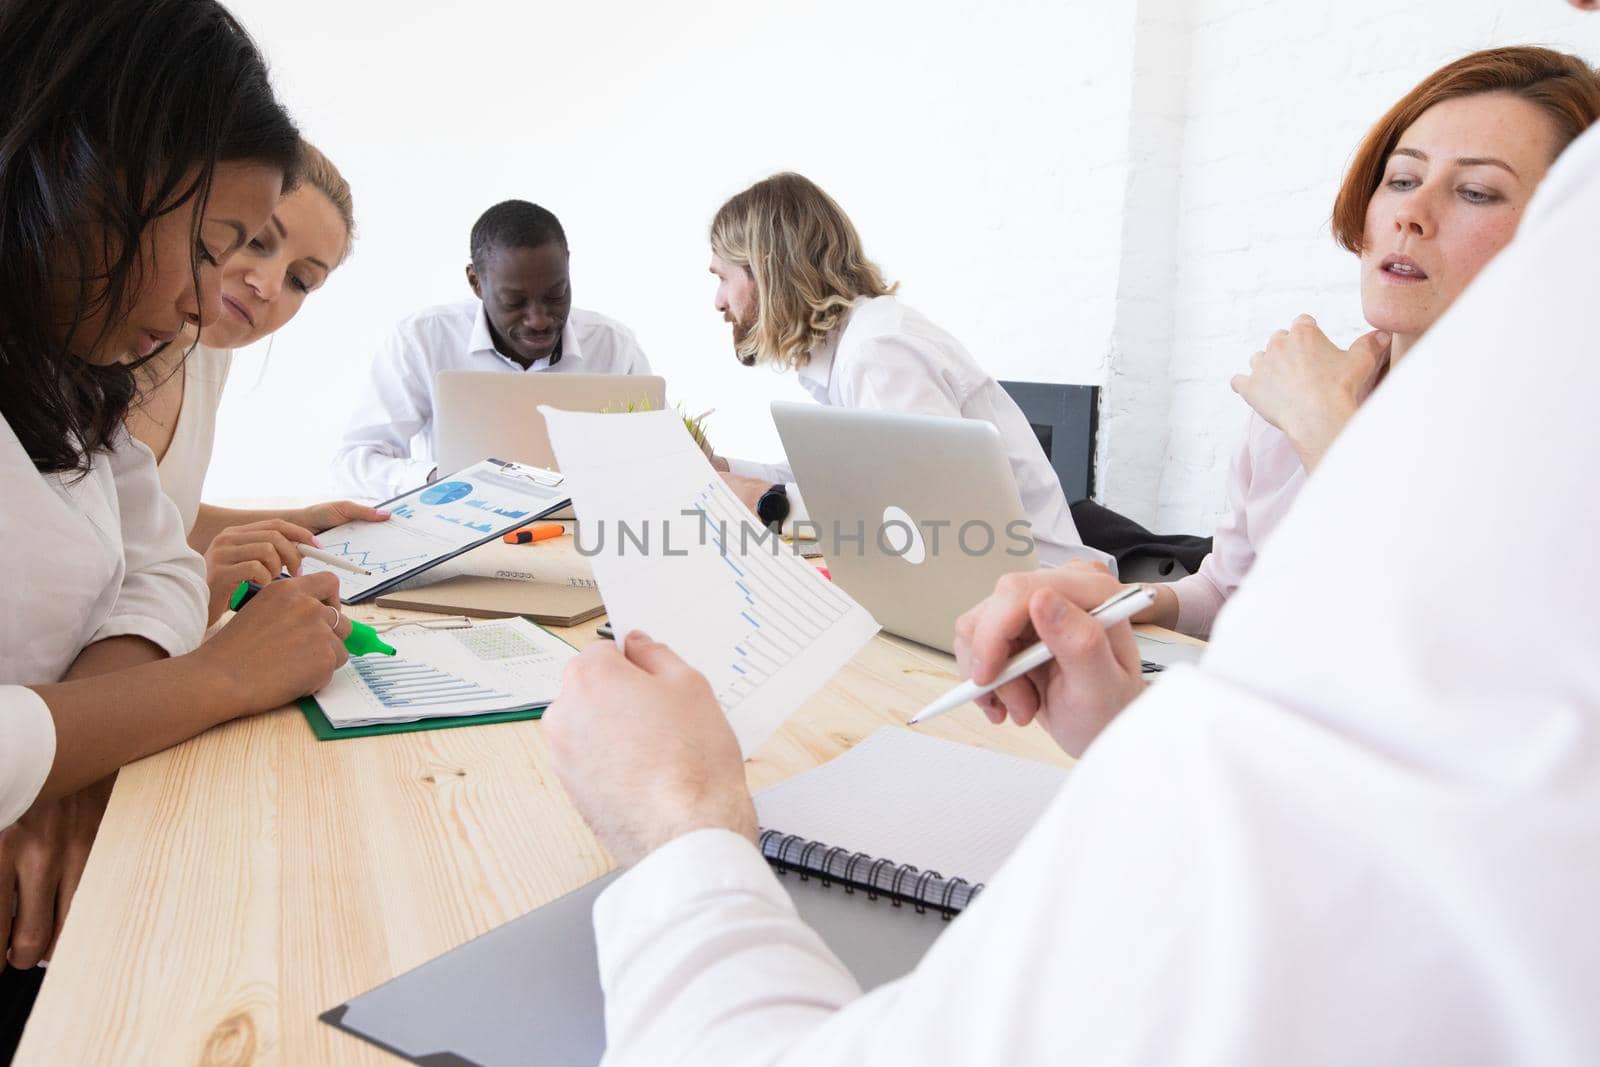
[312,617,576,728]
[543,407,880,755]
[348,658,513,712]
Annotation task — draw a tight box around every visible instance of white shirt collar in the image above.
[797,330,838,393]
[797,296,868,392]
[468,300,584,371]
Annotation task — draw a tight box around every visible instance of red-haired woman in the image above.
[1139,46,1600,638]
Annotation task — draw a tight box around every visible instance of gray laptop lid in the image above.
[771,401,1037,653]
[435,372,666,476]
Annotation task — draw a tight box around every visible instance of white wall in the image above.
[1152,0,1600,532]
[212,0,1600,536]
[212,0,1143,500]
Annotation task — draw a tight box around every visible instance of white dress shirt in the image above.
[154,343,233,533]
[331,299,652,500]
[1,419,208,829]
[728,296,1106,569]
[589,126,1600,1065]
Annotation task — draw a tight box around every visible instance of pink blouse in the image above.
[1169,411,1306,638]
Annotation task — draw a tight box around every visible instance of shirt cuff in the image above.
[1,686,56,828]
[726,457,793,485]
[405,458,443,491]
[1169,574,1223,639]
[594,828,790,973]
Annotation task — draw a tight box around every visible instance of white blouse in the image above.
[729,296,1109,570]
[154,343,233,533]
[1,415,208,828]
[589,126,1600,1064]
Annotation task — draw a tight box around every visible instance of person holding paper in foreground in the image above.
[541,95,1600,1064]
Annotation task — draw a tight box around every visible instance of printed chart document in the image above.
[542,408,879,755]
[313,617,576,728]
[300,459,571,603]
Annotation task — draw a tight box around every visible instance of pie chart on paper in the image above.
[419,481,472,506]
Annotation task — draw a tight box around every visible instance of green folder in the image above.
[296,696,546,741]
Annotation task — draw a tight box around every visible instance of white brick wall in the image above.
[1144,0,1600,533]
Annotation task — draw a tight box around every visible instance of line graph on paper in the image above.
[295,458,571,602]
[317,541,432,576]
[540,407,880,756]
[690,483,859,712]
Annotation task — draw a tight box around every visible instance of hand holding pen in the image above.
[938,566,1155,759]
[202,517,374,625]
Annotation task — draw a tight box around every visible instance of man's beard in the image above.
[729,314,756,365]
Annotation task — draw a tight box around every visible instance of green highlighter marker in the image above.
[229,580,397,657]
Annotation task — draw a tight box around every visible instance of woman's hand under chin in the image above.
[1231,314,1391,473]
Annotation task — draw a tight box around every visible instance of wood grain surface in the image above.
[15,528,1197,1065]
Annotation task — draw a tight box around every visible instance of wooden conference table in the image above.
[15,531,1200,1065]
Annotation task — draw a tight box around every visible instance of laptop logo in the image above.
[881,506,927,565]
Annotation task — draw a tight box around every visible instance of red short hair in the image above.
[1332,46,1600,254]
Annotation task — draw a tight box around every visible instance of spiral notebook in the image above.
[321,728,1069,1065]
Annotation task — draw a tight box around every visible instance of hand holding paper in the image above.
[542,632,759,866]
[541,407,879,755]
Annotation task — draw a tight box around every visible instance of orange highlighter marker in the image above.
[503,521,564,546]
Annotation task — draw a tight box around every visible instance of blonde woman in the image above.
[127,141,387,623]
[710,172,1105,569]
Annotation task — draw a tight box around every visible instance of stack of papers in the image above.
[313,617,576,729]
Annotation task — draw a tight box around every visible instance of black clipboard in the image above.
[310,459,572,605]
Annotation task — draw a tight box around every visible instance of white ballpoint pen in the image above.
[299,544,373,576]
[909,585,1156,725]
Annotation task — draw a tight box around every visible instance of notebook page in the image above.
[754,728,1069,883]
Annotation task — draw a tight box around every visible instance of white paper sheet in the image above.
[313,617,576,728]
[542,408,880,755]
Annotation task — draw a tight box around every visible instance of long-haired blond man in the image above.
[708,171,1105,568]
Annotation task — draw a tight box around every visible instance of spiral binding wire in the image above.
[758,829,983,919]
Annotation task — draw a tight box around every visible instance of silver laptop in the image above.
[435,371,666,475]
[772,401,1037,653]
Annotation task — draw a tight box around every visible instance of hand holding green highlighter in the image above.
[229,579,397,658]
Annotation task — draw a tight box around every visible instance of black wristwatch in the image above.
[756,483,790,528]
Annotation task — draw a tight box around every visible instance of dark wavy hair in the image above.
[0,0,301,474]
